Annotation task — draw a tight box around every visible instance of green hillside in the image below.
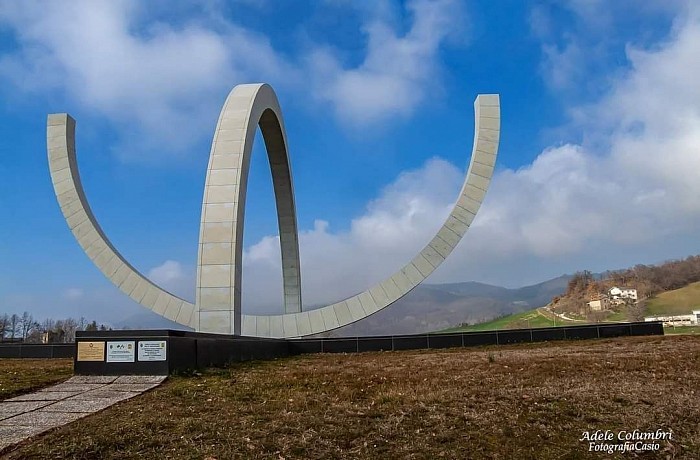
[442,308,577,332]
[646,281,700,316]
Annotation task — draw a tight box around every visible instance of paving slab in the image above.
[7,391,82,402]
[0,425,47,450]
[108,383,160,392]
[0,410,86,427]
[65,375,119,384]
[72,388,140,401]
[40,383,106,392]
[113,375,167,384]
[40,398,119,414]
[0,401,53,421]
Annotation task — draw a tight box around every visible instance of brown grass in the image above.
[0,359,73,401]
[4,336,700,459]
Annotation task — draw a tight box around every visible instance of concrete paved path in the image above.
[0,375,166,451]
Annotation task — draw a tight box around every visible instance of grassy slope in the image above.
[443,308,575,332]
[0,358,73,400]
[646,281,700,315]
[5,336,699,459]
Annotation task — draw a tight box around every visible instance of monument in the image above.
[47,83,500,338]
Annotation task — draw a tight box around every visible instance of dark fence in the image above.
[0,343,74,359]
[289,321,664,354]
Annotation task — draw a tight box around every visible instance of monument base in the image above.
[74,330,288,375]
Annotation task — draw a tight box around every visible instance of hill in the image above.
[443,306,580,332]
[646,281,700,316]
[550,254,700,318]
[325,275,571,336]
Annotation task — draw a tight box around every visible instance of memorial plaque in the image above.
[138,340,167,361]
[106,341,135,363]
[77,341,105,361]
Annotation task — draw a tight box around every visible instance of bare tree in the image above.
[42,318,55,334]
[0,314,9,340]
[626,300,646,322]
[19,311,34,340]
[9,314,19,339]
[62,317,79,343]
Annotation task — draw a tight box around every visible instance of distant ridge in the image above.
[324,275,571,337]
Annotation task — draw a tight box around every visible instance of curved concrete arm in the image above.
[237,93,500,337]
[47,114,196,327]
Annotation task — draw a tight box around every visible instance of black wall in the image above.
[0,344,73,359]
[2,321,665,376]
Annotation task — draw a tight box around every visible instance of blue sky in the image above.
[1,0,699,324]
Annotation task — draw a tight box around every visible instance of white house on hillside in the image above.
[609,286,638,305]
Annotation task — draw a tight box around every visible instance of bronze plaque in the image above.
[77,341,105,361]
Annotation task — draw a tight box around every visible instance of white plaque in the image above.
[106,341,135,363]
[138,340,167,361]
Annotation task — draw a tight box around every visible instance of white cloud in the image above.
[147,260,194,300]
[63,288,84,300]
[148,260,186,284]
[0,0,292,159]
[0,0,464,158]
[531,0,688,98]
[307,0,465,125]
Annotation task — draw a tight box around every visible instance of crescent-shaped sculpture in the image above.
[47,83,500,338]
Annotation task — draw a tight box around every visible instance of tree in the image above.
[61,318,79,343]
[0,314,9,340]
[19,311,34,340]
[9,314,19,339]
[626,300,646,322]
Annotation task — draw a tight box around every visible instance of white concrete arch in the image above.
[196,84,302,334]
[46,114,196,327]
[47,84,499,338]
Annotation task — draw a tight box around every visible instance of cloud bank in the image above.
[0,0,464,158]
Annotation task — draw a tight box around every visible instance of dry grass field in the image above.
[0,358,72,401]
[3,336,700,459]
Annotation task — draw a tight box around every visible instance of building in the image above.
[645,310,700,327]
[587,295,610,311]
[609,286,638,306]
